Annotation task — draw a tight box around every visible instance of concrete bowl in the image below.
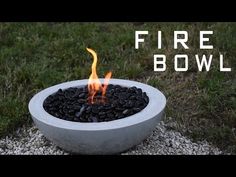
[28,79,166,154]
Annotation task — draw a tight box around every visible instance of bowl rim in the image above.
[28,79,166,131]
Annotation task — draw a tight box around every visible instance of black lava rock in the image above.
[43,84,149,123]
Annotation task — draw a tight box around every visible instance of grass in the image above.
[0,22,235,153]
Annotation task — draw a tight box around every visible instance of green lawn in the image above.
[0,22,235,153]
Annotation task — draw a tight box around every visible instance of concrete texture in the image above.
[28,79,166,154]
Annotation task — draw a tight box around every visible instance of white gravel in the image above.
[0,121,223,155]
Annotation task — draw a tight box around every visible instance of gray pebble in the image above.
[0,120,223,155]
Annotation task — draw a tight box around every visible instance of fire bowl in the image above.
[28,79,166,154]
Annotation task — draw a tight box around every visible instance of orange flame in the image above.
[86,48,112,104]
[102,71,112,97]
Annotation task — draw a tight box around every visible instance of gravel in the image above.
[0,120,223,155]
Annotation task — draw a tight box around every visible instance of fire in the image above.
[86,48,112,104]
